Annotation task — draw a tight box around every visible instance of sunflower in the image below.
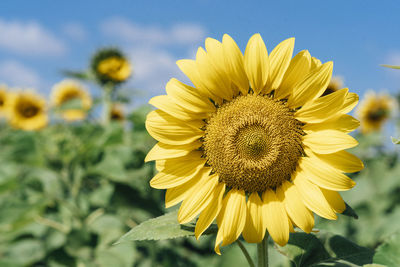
[145,34,363,254]
[0,85,9,116]
[321,76,344,96]
[7,91,48,130]
[356,91,395,134]
[51,79,92,121]
[110,104,125,121]
[91,48,132,84]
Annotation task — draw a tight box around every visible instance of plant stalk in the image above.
[236,239,255,267]
[102,83,113,125]
[257,233,269,267]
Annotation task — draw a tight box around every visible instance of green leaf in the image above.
[391,136,400,144]
[381,64,400,69]
[116,211,217,244]
[341,202,358,219]
[6,239,46,266]
[277,232,373,266]
[373,231,400,266]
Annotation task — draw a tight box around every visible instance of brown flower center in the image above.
[18,101,40,118]
[203,94,304,192]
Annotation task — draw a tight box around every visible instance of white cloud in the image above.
[0,19,66,56]
[63,22,87,41]
[101,17,206,46]
[127,47,185,97]
[0,60,42,88]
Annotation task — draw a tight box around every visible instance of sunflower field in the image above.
[1,16,400,267]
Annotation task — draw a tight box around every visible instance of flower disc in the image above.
[204,95,304,192]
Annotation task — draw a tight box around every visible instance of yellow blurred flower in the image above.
[110,104,125,121]
[91,48,132,84]
[51,79,92,121]
[356,91,395,134]
[145,34,363,253]
[0,85,9,116]
[97,57,131,82]
[321,76,344,96]
[7,91,48,130]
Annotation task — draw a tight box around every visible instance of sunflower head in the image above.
[356,91,395,134]
[321,76,344,97]
[91,48,132,84]
[0,84,9,116]
[145,34,363,254]
[110,104,125,121]
[7,90,48,131]
[51,79,92,122]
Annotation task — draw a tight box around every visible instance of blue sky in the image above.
[1,0,400,106]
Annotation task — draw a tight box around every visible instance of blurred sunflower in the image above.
[356,91,395,134]
[91,48,132,84]
[7,91,48,130]
[51,79,92,121]
[321,76,344,96]
[0,85,9,116]
[145,34,363,253]
[110,104,125,121]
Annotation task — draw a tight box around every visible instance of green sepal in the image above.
[341,202,359,219]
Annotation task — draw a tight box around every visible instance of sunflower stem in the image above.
[236,239,255,267]
[102,83,113,125]
[257,233,269,267]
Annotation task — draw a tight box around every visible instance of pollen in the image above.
[203,94,304,193]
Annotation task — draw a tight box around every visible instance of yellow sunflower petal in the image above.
[320,188,346,213]
[268,37,295,91]
[244,33,270,94]
[176,59,222,104]
[155,160,165,171]
[306,148,364,173]
[149,95,204,121]
[303,130,358,154]
[288,62,333,108]
[146,110,204,145]
[165,78,216,113]
[295,88,348,123]
[299,157,356,191]
[242,192,265,243]
[263,189,290,246]
[145,141,202,162]
[341,92,359,114]
[303,114,360,133]
[195,182,226,239]
[150,153,207,189]
[293,172,337,220]
[165,167,211,208]
[311,57,322,69]
[196,47,233,100]
[278,181,314,233]
[276,50,311,99]
[178,174,219,223]
[222,34,249,95]
[215,189,246,254]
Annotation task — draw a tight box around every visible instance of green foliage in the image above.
[391,136,400,144]
[117,211,218,243]
[373,231,400,266]
[277,232,374,266]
